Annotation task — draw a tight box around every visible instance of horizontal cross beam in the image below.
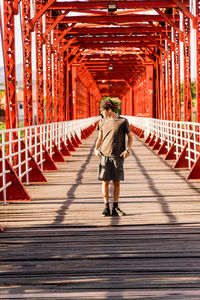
[49,1,179,10]
[58,15,179,24]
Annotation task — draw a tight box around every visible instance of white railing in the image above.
[126,116,200,173]
[0,117,99,204]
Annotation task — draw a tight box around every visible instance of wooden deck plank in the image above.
[1,133,200,299]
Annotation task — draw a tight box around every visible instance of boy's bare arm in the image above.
[127,132,133,152]
[95,131,103,157]
[120,132,133,159]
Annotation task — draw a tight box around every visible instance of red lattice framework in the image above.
[3,0,18,129]
[183,14,192,122]
[35,0,44,125]
[21,0,33,126]
[45,10,53,124]
[196,0,200,122]
[1,0,200,128]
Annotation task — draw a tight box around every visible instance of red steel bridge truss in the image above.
[1,0,200,127]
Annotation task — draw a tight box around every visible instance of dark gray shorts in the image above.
[98,156,124,181]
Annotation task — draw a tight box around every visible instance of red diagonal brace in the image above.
[60,139,71,156]
[13,141,47,183]
[32,137,57,171]
[75,133,82,145]
[52,141,65,162]
[165,141,176,160]
[157,137,168,155]
[71,135,79,148]
[187,155,200,179]
[148,133,156,147]
[145,133,151,144]
[66,137,76,152]
[139,130,144,139]
[173,142,189,168]
[152,136,161,150]
[0,149,31,202]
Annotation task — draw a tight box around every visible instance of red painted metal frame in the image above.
[3,0,18,129]
[174,11,181,121]
[59,43,65,121]
[2,0,198,126]
[166,24,173,120]
[183,14,192,122]
[45,10,53,124]
[53,26,59,122]
[21,0,33,126]
[35,0,44,125]
[196,0,200,122]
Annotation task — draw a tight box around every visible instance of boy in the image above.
[95,99,133,216]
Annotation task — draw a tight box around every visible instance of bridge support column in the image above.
[166,25,173,120]
[196,0,200,122]
[71,65,77,120]
[2,1,18,129]
[183,15,192,122]
[53,26,60,122]
[45,11,53,124]
[35,0,44,124]
[21,0,33,126]
[174,12,181,121]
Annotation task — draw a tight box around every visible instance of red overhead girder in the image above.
[50,1,179,10]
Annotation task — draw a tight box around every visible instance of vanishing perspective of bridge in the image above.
[1,1,200,299]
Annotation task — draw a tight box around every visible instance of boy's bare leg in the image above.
[102,180,110,203]
[112,180,125,216]
[113,180,120,202]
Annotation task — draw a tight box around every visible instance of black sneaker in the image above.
[102,207,110,217]
[112,207,126,216]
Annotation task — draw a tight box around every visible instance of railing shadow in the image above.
[52,141,96,225]
[130,148,177,224]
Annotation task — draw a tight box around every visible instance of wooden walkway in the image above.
[1,132,200,299]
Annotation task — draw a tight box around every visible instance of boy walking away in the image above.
[95,99,133,216]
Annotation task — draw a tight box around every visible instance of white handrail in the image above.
[0,117,100,204]
[126,116,200,174]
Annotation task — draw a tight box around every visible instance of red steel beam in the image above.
[3,0,18,129]
[45,10,53,124]
[154,8,184,40]
[49,1,179,10]
[174,10,181,121]
[53,26,60,122]
[31,0,56,25]
[43,11,69,41]
[21,0,33,126]
[59,44,65,121]
[52,25,75,47]
[66,26,169,35]
[197,0,200,122]
[166,25,173,120]
[35,0,44,125]
[172,0,197,28]
[58,15,179,24]
[77,42,159,49]
[75,36,159,43]
[183,14,192,122]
